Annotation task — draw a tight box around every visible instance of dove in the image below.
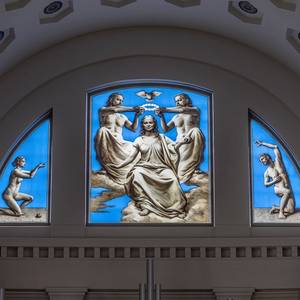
[136,90,162,102]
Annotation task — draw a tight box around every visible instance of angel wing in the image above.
[136,90,162,102]
[149,91,162,98]
[136,91,147,98]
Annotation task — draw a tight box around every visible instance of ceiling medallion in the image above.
[44,1,63,14]
[0,28,15,53]
[238,1,258,14]
[165,0,201,7]
[286,28,300,53]
[101,0,136,7]
[270,0,297,12]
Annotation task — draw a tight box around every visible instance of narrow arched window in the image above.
[250,112,300,224]
[0,112,52,224]
[87,81,212,224]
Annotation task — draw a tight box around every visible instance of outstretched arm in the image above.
[124,107,144,132]
[14,163,45,179]
[30,163,45,178]
[159,106,199,114]
[155,108,175,132]
[256,140,282,166]
[101,106,140,113]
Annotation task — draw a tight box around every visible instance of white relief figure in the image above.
[117,115,189,218]
[2,156,45,216]
[155,93,205,183]
[256,141,295,219]
[94,93,144,184]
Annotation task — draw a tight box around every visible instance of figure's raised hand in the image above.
[155,107,163,117]
[183,136,191,144]
[133,106,144,116]
[137,106,145,116]
[255,140,262,147]
[38,163,46,168]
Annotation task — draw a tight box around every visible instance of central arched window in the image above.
[87,81,212,224]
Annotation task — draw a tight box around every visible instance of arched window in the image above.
[249,112,300,224]
[88,81,212,224]
[0,112,52,224]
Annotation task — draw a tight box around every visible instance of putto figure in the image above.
[256,141,295,219]
[155,93,205,183]
[94,93,144,184]
[117,115,188,218]
[2,156,45,216]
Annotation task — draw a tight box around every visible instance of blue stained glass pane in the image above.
[88,83,212,224]
[251,118,300,224]
[0,118,51,223]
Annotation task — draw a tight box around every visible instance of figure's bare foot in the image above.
[278,211,286,219]
[285,208,295,214]
[15,212,24,217]
[139,209,150,216]
[269,205,279,214]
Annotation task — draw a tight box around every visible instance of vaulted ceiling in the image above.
[1,0,300,77]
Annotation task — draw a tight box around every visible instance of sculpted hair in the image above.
[140,115,159,136]
[106,93,123,106]
[12,156,25,167]
[259,153,272,161]
[175,93,192,107]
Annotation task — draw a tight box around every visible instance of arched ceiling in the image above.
[0,0,300,77]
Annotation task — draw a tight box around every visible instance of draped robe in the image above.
[177,127,205,182]
[125,134,187,218]
[94,127,137,185]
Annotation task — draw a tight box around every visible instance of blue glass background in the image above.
[0,120,50,210]
[89,85,210,223]
[251,119,300,208]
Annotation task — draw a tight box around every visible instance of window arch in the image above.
[0,112,52,224]
[87,81,212,224]
[249,111,300,224]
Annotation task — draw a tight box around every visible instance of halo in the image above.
[141,103,159,111]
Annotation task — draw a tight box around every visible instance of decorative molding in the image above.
[0,28,15,53]
[228,1,263,24]
[101,0,136,8]
[270,0,297,11]
[214,287,255,300]
[5,289,300,300]
[4,0,30,11]
[5,290,48,299]
[286,28,300,53]
[0,244,300,260]
[165,0,201,7]
[253,290,300,299]
[39,0,73,24]
[46,287,87,300]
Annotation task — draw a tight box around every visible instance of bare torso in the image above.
[265,165,289,191]
[100,111,128,136]
[4,170,24,196]
[172,112,199,138]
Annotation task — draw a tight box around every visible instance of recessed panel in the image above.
[0,115,51,224]
[250,115,300,224]
[88,82,212,224]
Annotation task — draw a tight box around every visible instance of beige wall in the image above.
[0,27,300,299]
